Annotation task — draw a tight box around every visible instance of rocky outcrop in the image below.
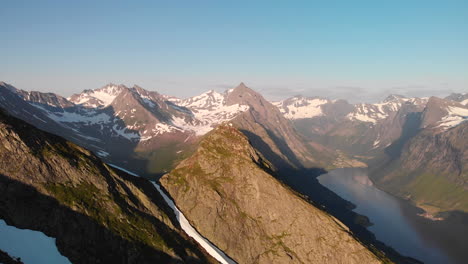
[160,123,385,264]
[0,109,217,264]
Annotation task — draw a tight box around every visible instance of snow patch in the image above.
[96,150,110,157]
[112,124,139,140]
[171,93,249,136]
[152,183,235,264]
[108,164,140,177]
[277,97,328,119]
[33,114,47,123]
[30,103,112,125]
[373,139,380,147]
[70,85,123,108]
[437,106,468,129]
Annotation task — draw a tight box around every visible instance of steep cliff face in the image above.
[371,97,468,213]
[0,109,217,264]
[160,123,385,264]
[226,83,337,170]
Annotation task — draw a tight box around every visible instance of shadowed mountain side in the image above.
[0,83,199,178]
[399,206,468,264]
[275,168,422,264]
[367,101,468,214]
[228,83,336,169]
[240,129,295,170]
[0,175,186,264]
[0,249,24,264]
[382,112,423,159]
[160,124,402,264]
[0,109,218,264]
[238,119,419,263]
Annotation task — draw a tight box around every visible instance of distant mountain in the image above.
[370,97,468,214]
[3,80,466,214]
[445,92,468,105]
[0,81,354,176]
[226,83,346,170]
[0,82,251,176]
[160,123,386,264]
[275,95,428,156]
[0,109,218,263]
[275,92,468,214]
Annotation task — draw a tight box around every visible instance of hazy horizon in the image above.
[2,79,466,104]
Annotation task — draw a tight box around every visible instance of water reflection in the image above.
[318,168,467,264]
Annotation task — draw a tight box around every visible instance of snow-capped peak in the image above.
[169,89,249,136]
[68,84,126,108]
[177,90,225,111]
[274,96,329,119]
[347,96,428,124]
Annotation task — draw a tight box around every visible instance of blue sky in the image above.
[1,0,467,102]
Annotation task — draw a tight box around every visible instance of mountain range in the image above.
[275,92,468,214]
[1,80,467,263]
[0,83,402,263]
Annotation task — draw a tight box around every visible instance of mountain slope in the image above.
[370,97,468,214]
[278,95,428,158]
[0,109,217,263]
[160,123,386,264]
[0,82,252,176]
[226,83,338,170]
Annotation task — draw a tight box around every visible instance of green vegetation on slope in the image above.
[388,171,468,213]
[44,181,169,249]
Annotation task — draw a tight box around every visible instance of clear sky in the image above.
[1,0,467,102]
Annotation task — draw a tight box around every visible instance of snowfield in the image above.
[152,183,236,264]
[437,106,468,129]
[274,97,328,119]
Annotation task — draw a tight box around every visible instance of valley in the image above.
[318,168,468,264]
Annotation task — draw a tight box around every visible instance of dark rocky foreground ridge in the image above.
[160,123,388,264]
[0,109,218,263]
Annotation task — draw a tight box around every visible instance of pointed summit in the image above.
[237,82,247,88]
[230,82,252,93]
[225,82,264,106]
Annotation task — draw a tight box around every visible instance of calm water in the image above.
[0,219,70,264]
[318,168,468,264]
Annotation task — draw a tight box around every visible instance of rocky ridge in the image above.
[0,109,218,263]
[160,123,386,264]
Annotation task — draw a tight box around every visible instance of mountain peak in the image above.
[232,82,251,92]
[68,83,128,107]
[0,81,18,92]
[225,82,264,106]
[383,94,406,102]
[160,118,382,264]
[238,82,247,88]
